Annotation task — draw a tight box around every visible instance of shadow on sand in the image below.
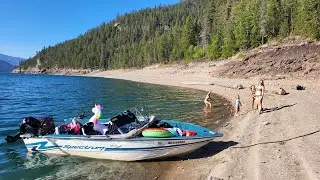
[233,129,320,149]
[146,141,238,162]
[261,103,297,114]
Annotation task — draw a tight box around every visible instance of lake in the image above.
[0,73,231,179]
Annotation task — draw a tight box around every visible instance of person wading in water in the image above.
[204,92,213,107]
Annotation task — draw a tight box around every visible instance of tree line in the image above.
[20,0,320,70]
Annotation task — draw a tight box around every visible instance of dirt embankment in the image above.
[216,41,320,79]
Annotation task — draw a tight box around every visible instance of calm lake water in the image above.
[0,73,231,180]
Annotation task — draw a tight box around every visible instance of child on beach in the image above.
[204,92,213,107]
[234,94,242,116]
[250,85,256,111]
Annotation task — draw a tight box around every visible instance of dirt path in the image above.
[87,62,320,180]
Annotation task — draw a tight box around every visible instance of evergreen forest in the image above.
[20,0,320,70]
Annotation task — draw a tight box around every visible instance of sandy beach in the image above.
[87,60,320,180]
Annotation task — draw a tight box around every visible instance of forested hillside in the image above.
[20,0,320,70]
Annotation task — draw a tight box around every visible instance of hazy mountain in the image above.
[0,53,25,66]
[0,59,14,72]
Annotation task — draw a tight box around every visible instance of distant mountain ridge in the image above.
[0,53,25,66]
[0,59,14,72]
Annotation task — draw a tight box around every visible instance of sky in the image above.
[0,0,180,58]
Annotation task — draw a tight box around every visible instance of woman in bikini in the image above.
[255,80,265,114]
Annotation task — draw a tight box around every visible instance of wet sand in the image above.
[87,62,320,180]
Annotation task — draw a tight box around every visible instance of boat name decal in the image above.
[62,144,122,151]
[167,140,185,144]
[63,145,105,151]
[158,140,186,145]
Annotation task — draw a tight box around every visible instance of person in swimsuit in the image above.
[67,118,81,135]
[204,92,213,107]
[250,85,256,111]
[55,118,81,135]
[234,94,242,116]
[255,80,265,114]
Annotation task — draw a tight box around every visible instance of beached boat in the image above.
[9,109,223,161]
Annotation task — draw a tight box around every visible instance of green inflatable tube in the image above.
[142,128,173,138]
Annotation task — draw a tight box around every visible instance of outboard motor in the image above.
[6,116,55,143]
[20,116,55,136]
[20,117,42,135]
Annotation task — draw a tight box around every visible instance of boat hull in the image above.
[22,136,215,161]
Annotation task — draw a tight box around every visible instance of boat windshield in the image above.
[131,107,149,122]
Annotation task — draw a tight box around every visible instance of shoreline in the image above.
[86,62,320,179]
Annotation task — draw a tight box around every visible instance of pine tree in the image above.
[181,16,195,59]
[170,24,183,60]
[279,0,295,37]
[260,0,267,43]
[294,0,319,39]
[222,22,236,58]
[234,0,250,50]
[193,46,204,60]
[185,45,195,61]
[206,32,222,60]
[248,0,261,47]
[99,44,106,69]
[158,33,173,63]
[266,0,282,38]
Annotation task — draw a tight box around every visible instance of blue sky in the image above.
[0,0,180,58]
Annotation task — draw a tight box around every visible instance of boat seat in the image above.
[108,115,156,139]
[106,110,140,135]
[110,110,139,126]
[81,110,156,138]
[82,122,103,135]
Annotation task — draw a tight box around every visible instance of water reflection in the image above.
[203,106,214,125]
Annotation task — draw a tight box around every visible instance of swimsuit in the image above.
[255,95,262,100]
[255,86,264,100]
[251,90,256,98]
[235,99,241,106]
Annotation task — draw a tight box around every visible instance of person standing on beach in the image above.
[255,80,265,114]
[234,94,242,116]
[250,85,256,111]
[204,92,213,107]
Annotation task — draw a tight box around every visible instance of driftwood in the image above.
[181,82,212,85]
[210,83,244,89]
[182,81,244,89]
